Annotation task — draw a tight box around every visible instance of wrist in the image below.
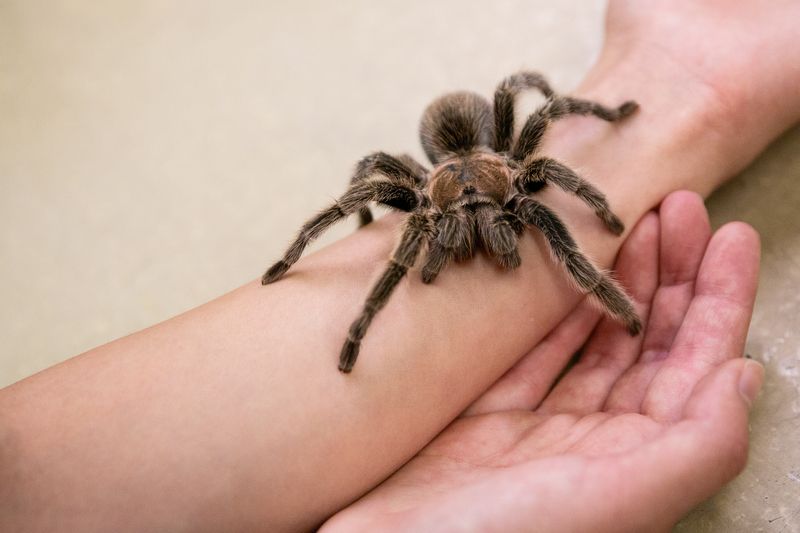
[572,42,791,191]
[526,44,743,253]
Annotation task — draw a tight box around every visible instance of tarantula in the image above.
[262,71,642,373]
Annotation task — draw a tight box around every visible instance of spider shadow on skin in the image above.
[262,70,642,373]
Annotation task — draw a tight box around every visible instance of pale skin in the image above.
[1,1,799,532]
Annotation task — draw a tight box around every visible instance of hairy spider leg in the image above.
[513,195,642,335]
[261,178,423,284]
[493,70,556,152]
[347,152,429,227]
[339,212,432,372]
[515,157,625,235]
[513,96,638,161]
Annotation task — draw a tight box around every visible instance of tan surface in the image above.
[1,1,797,530]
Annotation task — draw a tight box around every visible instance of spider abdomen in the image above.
[419,91,493,165]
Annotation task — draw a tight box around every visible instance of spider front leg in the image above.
[340,211,432,372]
[513,96,638,161]
[545,96,638,122]
[516,158,624,235]
[513,195,642,334]
[348,152,429,226]
[421,209,473,284]
[493,71,555,152]
[262,178,424,284]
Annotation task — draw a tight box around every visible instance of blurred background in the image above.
[1,1,798,530]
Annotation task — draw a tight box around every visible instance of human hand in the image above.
[321,191,763,532]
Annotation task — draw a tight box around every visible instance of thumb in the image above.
[605,358,764,530]
[680,357,764,482]
[684,357,764,424]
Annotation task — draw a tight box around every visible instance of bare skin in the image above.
[1,1,798,531]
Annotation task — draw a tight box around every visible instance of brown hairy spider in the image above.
[262,71,642,373]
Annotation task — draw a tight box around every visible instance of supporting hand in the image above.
[323,191,763,532]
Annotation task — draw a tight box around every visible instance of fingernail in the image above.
[738,359,764,409]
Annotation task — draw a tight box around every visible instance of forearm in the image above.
[0,53,785,532]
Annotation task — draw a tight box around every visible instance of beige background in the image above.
[1,1,798,530]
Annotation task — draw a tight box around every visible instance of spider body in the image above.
[262,71,642,373]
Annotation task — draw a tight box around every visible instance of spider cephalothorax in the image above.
[262,71,642,372]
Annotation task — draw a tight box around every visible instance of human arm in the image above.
[1,1,798,532]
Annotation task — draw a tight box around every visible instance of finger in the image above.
[605,191,711,413]
[463,301,601,416]
[596,358,763,529]
[643,191,712,359]
[641,222,761,421]
[538,212,659,415]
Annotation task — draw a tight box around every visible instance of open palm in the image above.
[322,191,762,532]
